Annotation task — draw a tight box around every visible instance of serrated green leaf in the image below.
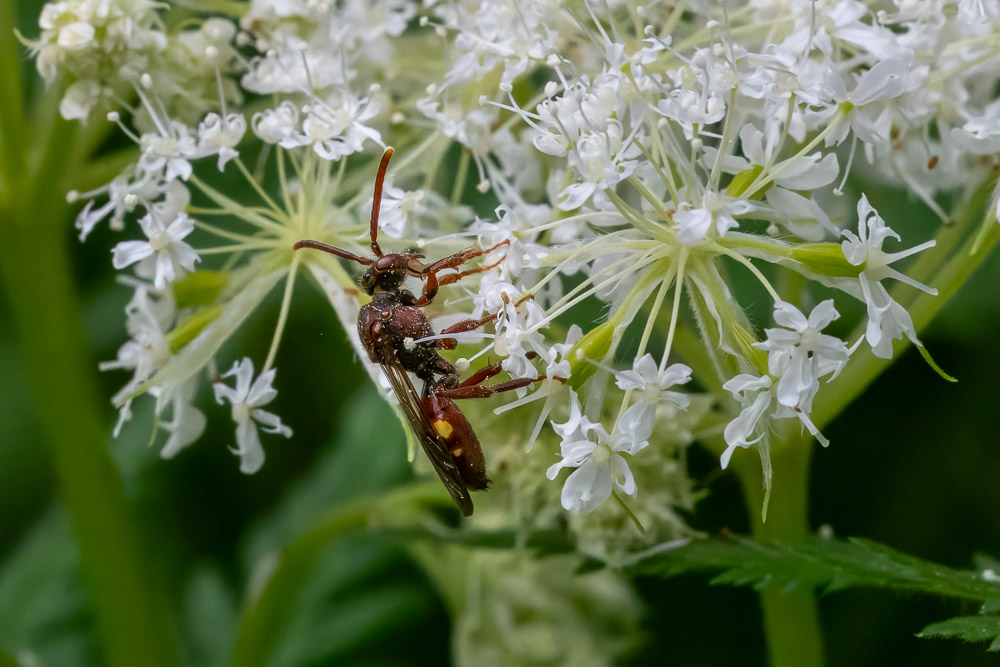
[630,534,1000,601]
[918,615,1000,650]
[629,534,1000,655]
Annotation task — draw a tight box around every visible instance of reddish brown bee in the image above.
[294,148,544,516]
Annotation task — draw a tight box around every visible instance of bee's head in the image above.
[360,253,408,294]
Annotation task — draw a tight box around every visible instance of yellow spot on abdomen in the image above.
[433,419,454,439]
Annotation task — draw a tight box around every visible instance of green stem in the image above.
[731,432,824,667]
[0,0,24,185]
[0,224,182,667]
[0,74,181,665]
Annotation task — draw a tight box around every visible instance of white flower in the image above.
[112,212,200,289]
[138,121,198,182]
[476,281,548,380]
[615,354,692,405]
[59,79,102,120]
[720,374,773,470]
[372,179,426,238]
[950,108,1000,155]
[213,358,292,474]
[674,192,755,245]
[556,124,638,211]
[252,101,302,147]
[155,379,206,459]
[615,354,692,435]
[755,300,850,408]
[197,112,247,170]
[298,89,382,160]
[722,367,830,465]
[842,195,936,358]
[546,393,650,513]
[99,286,174,436]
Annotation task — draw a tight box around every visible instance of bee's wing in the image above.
[372,340,474,517]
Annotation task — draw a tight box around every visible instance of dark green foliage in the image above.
[919,616,1000,652]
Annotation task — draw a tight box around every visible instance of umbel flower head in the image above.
[35,0,995,559]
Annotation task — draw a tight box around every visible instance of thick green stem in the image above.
[0,223,182,667]
[732,433,824,667]
[0,67,181,665]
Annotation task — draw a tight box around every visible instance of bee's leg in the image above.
[457,362,505,387]
[409,240,510,307]
[434,294,534,349]
[433,374,556,400]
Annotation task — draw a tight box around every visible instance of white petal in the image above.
[674,207,713,244]
[246,368,278,407]
[659,363,692,389]
[557,437,597,467]
[153,252,177,289]
[234,419,265,474]
[615,401,654,448]
[772,301,808,331]
[724,391,772,448]
[610,454,637,496]
[160,401,206,459]
[807,300,840,330]
[720,443,737,470]
[232,358,255,401]
[165,213,195,240]
[252,408,292,437]
[561,461,612,513]
[723,373,772,397]
[213,381,239,405]
[170,240,200,273]
[112,241,155,269]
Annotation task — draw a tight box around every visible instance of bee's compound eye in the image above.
[375,255,397,271]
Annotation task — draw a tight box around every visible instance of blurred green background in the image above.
[4,2,1000,666]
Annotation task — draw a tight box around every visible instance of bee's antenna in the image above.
[370,146,394,258]
[293,240,373,265]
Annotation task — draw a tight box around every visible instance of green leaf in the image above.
[179,567,237,667]
[631,535,1000,601]
[0,509,97,667]
[631,534,1000,654]
[230,388,455,667]
[918,616,1000,651]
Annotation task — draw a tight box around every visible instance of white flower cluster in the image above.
[35,0,1000,541]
